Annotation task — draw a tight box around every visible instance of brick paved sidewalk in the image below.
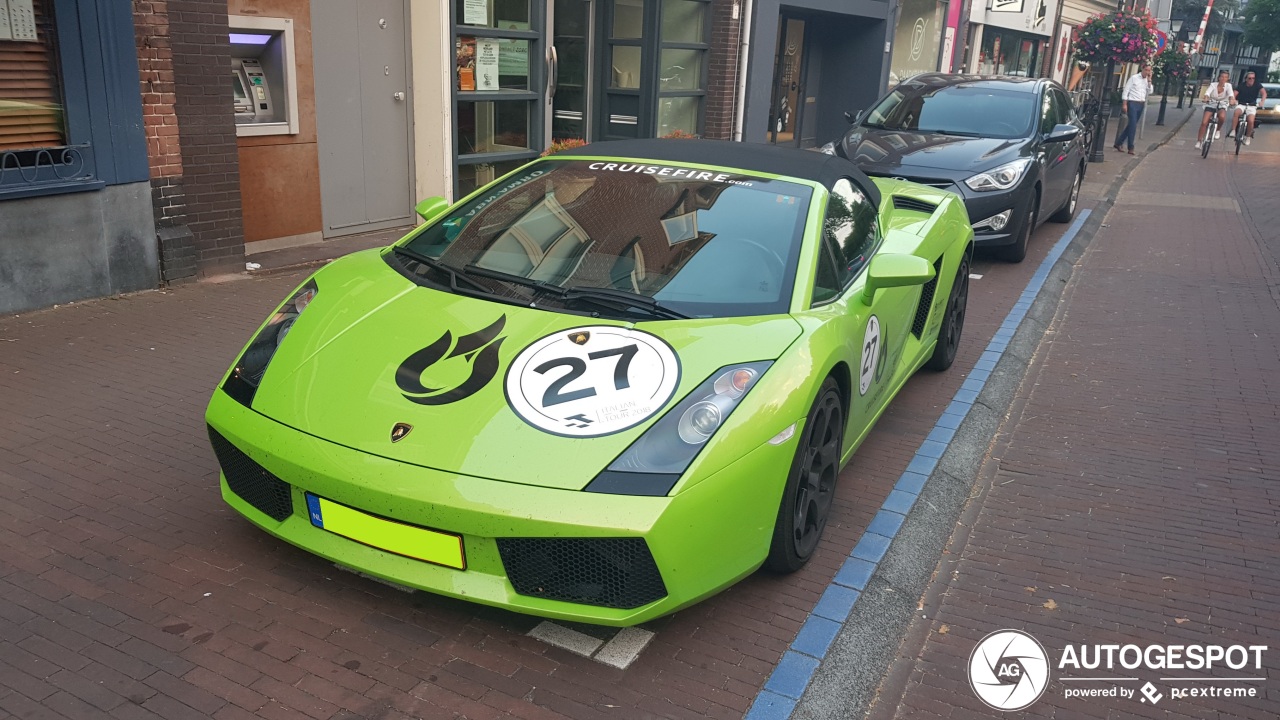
[867,104,1280,717]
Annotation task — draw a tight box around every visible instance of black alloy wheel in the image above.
[765,378,844,573]
[926,253,970,371]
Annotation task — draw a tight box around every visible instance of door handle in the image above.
[393,91,406,101]
[548,46,559,99]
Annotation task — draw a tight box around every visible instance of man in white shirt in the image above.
[1113,65,1154,155]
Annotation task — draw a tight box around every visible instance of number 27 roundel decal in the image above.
[505,326,681,438]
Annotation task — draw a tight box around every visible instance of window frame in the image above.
[0,0,146,200]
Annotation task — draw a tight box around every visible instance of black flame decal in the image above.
[395,316,506,406]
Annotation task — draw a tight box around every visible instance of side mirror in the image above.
[1044,123,1080,143]
[861,254,935,306]
[414,196,450,223]
[844,109,864,125]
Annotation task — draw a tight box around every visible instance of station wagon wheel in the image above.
[926,253,970,371]
[765,378,844,573]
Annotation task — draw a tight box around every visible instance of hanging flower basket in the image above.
[1071,9,1159,66]
[1152,45,1193,80]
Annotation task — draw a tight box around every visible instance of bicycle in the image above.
[1230,101,1259,155]
[1200,102,1230,158]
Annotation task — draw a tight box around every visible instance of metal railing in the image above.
[0,144,96,192]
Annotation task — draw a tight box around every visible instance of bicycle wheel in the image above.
[1235,118,1246,155]
[1202,122,1213,158]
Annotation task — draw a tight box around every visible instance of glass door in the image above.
[452,0,544,197]
[767,17,807,146]
[550,0,594,143]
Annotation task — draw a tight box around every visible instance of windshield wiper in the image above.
[562,286,691,320]
[464,264,691,320]
[463,264,567,298]
[923,129,983,137]
[393,246,491,294]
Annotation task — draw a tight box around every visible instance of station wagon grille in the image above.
[497,537,667,609]
[208,427,293,521]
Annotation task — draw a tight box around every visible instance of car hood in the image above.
[249,250,804,490]
[843,127,1025,176]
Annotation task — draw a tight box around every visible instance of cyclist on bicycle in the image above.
[1229,72,1267,146]
[1196,70,1235,150]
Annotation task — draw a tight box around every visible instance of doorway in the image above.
[767,17,808,146]
[550,0,595,142]
[312,0,414,238]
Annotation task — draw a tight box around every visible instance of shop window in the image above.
[1,0,146,198]
[457,0,531,29]
[0,0,63,151]
[656,0,708,135]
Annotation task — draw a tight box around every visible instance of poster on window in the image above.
[463,0,488,25]
[889,0,945,85]
[476,39,500,91]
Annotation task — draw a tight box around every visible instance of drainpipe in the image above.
[732,0,753,141]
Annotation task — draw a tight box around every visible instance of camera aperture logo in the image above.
[968,630,1050,711]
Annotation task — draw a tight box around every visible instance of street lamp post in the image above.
[1157,73,1170,125]
[1090,60,1115,162]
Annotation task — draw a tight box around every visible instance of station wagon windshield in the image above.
[398,160,812,319]
[864,84,1037,139]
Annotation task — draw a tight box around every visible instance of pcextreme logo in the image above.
[968,630,1050,711]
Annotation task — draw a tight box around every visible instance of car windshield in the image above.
[863,83,1037,139]
[397,160,813,319]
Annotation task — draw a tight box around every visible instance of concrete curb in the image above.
[756,109,1196,720]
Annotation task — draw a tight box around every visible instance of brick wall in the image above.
[165,0,245,277]
[705,0,743,140]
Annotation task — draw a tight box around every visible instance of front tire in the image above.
[765,378,844,574]
[1050,168,1081,223]
[1202,126,1213,158]
[925,253,970,372]
[997,193,1038,263]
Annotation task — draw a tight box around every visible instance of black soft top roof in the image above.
[560,138,879,205]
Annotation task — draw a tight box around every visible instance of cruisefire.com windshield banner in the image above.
[967,629,1269,711]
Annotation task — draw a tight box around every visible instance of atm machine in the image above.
[232,58,275,125]
[228,17,298,136]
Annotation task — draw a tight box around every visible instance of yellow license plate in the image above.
[305,493,465,569]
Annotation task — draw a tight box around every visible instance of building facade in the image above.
[2,0,904,315]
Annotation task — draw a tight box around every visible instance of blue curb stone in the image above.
[852,530,892,562]
[895,471,928,495]
[867,509,905,538]
[813,584,861,622]
[792,616,842,659]
[763,651,820,700]
[882,489,918,515]
[834,557,876,590]
[745,691,798,720]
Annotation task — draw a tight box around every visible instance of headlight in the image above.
[964,158,1032,192]
[584,361,772,496]
[222,279,318,406]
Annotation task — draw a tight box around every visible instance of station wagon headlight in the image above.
[584,361,772,496]
[222,279,318,407]
[964,158,1032,192]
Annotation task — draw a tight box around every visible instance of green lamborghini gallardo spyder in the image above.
[206,139,973,626]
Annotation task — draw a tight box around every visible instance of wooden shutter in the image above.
[0,0,64,151]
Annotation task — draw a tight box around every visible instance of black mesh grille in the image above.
[892,195,938,214]
[496,537,667,609]
[867,172,953,190]
[911,259,944,338]
[208,427,294,521]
